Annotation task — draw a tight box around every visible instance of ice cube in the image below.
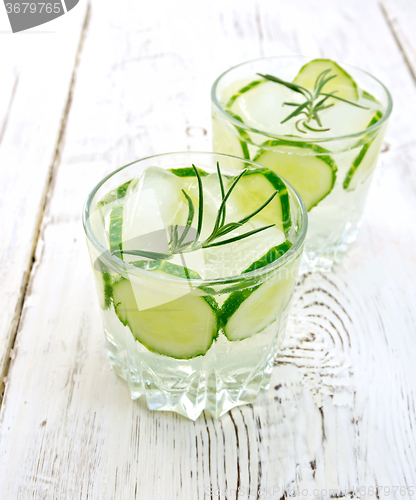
[122,167,188,259]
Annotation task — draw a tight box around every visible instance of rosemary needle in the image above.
[114,164,280,261]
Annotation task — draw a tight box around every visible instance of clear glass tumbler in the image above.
[211,57,392,271]
[83,152,307,420]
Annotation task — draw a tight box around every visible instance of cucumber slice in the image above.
[117,180,131,199]
[225,79,266,109]
[213,109,252,160]
[226,110,251,159]
[343,111,384,191]
[361,90,380,104]
[219,242,294,341]
[169,167,209,178]
[242,240,292,273]
[214,76,257,159]
[228,167,291,234]
[293,59,359,101]
[253,140,337,211]
[97,180,131,208]
[212,114,248,159]
[109,204,124,256]
[132,259,201,280]
[113,278,218,359]
[92,181,131,309]
[94,259,113,310]
[170,166,289,278]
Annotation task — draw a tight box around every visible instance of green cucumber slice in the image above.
[253,140,337,211]
[131,259,201,280]
[109,204,124,256]
[219,241,294,341]
[97,180,131,208]
[228,167,291,234]
[93,181,131,309]
[212,113,248,160]
[293,59,359,101]
[113,278,219,359]
[242,240,292,273]
[343,111,384,191]
[215,77,257,159]
[361,90,379,104]
[94,259,113,310]
[225,79,266,108]
[223,110,251,160]
[169,167,209,177]
[117,180,131,199]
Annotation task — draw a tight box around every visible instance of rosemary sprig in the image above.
[257,69,369,134]
[193,164,204,244]
[113,163,280,262]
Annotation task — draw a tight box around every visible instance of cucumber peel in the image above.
[131,259,201,281]
[225,79,266,109]
[242,240,292,273]
[169,167,209,178]
[343,111,384,191]
[93,181,132,309]
[223,109,252,160]
[95,259,113,310]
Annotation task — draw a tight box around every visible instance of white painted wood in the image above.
[381,0,416,82]
[0,0,415,498]
[0,3,89,390]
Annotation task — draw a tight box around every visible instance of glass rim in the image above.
[82,151,308,288]
[211,55,393,144]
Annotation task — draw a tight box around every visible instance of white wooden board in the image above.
[381,0,416,82]
[0,2,89,391]
[0,0,415,498]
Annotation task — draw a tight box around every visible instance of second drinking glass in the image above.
[211,57,392,271]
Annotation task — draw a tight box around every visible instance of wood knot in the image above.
[186,126,207,137]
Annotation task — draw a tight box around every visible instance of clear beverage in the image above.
[83,152,307,420]
[211,57,392,271]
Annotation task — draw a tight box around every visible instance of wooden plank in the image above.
[381,0,416,83]
[0,0,415,497]
[0,3,90,392]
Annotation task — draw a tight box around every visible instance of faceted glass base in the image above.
[108,337,274,420]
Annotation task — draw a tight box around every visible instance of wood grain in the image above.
[381,0,416,83]
[0,0,415,498]
[0,3,89,393]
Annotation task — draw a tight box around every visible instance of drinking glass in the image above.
[83,152,307,419]
[211,57,392,271]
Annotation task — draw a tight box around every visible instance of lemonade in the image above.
[212,57,392,271]
[83,152,307,420]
